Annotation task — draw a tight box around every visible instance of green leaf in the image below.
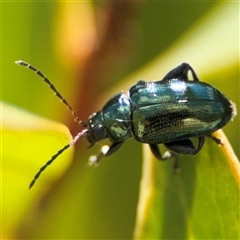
[2,101,73,237]
[134,130,239,239]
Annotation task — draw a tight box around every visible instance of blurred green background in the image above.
[2,1,239,239]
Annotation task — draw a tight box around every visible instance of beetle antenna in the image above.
[29,129,88,189]
[15,60,87,128]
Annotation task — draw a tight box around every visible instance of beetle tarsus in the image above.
[207,135,222,145]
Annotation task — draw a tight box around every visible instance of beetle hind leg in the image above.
[162,63,199,82]
[164,137,205,155]
[207,134,222,145]
[149,137,205,171]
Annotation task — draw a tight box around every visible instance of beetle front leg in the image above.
[105,141,124,156]
[162,63,199,82]
[89,142,124,165]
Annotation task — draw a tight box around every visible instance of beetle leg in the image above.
[164,137,205,155]
[105,141,124,156]
[89,142,124,165]
[196,136,205,152]
[162,63,199,82]
[207,134,222,145]
[149,144,172,160]
[149,144,180,172]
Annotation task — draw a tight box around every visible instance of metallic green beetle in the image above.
[86,63,236,161]
[16,61,237,188]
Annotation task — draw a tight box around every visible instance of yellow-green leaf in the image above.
[2,101,73,238]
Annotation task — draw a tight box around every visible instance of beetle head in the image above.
[86,111,108,146]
